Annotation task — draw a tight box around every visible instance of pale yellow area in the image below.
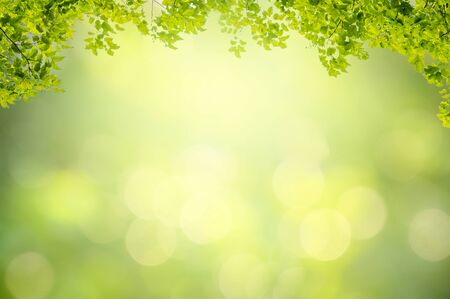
[337,186,386,240]
[179,193,232,244]
[125,219,177,266]
[5,252,54,299]
[300,209,351,261]
[123,167,182,223]
[273,157,325,209]
[409,209,450,262]
[219,254,273,299]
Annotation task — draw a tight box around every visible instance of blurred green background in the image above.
[0,20,449,299]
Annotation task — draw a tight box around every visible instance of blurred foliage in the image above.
[0,26,449,299]
[0,0,449,126]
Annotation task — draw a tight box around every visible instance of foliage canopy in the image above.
[0,0,449,126]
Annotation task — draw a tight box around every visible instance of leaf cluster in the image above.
[0,0,149,106]
[152,0,450,127]
[1,0,449,126]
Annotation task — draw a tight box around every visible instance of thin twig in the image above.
[152,0,165,10]
[439,5,449,29]
[152,0,167,13]
[0,26,35,78]
[329,19,342,38]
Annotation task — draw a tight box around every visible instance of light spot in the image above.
[246,263,273,299]
[273,157,324,208]
[123,168,181,222]
[179,194,232,244]
[125,219,176,266]
[218,254,272,299]
[151,175,185,227]
[279,118,329,162]
[273,267,303,299]
[5,252,54,299]
[278,212,307,258]
[175,144,237,195]
[299,209,351,261]
[123,168,162,219]
[79,198,129,244]
[337,187,386,240]
[409,209,450,262]
[189,74,246,121]
[37,171,98,224]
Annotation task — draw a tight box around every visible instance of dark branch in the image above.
[438,4,449,29]
[0,26,35,78]
[329,20,342,38]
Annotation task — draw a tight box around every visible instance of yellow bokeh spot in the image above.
[219,254,272,299]
[151,176,185,227]
[299,209,351,261]
[179,194,232,244]
[5,252,54,299]
[175,144,237,195]
[337,187,386,240]
[278,118,329,162]
[123,168,163,219]
[273,158,324,208]
[123,168,182,223]
[409,209,450,262]
[37,171,98,224]
[278,212,307,258]
[79,198,129,244]
[273,267,304,299]
[125,219,177,266]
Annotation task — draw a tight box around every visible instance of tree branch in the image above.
[0,26,35,78]
[329,20,342,38]
[152,0,165,10]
